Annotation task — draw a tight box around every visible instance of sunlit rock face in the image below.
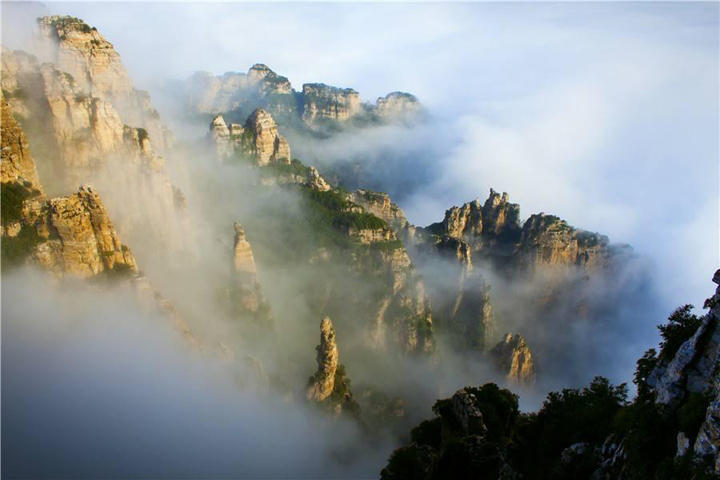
[186,64,295,115]
[301,83,361,123]
[1,103,136,277]
[37,15,171,151]
[2,36,185,249]
[346,189,409,232]
[208,109,291,166]
[243,108,291,165]
[0,94,42,194]
[307,316,340,402]
[306,166,331,192]
[490,333,536,385]
[29,185,139,278]
[518,213,610,270]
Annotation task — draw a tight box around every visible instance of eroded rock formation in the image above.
[490,333,536,385]
[307,316,340,402]
[302,83,361,123]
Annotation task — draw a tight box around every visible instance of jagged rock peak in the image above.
[482,188,521,235]
[244,108,291,165]
[306,316,340,402]
[306,166,331,192]
[233,222,257,276]
[28,185,138,278]
[37,16,131,100]
[490,333,536,385]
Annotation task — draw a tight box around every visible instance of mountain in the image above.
[381,269,720,479]
[181,63,423,132]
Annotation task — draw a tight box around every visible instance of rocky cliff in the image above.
[2,43,185,247]
[186,64,295,116]
[37,15,171,151]
[490,333,536,385]
[2,94,135,277]
[375,91,422,119]
[647,269,720,472]
[181,64,422,130]
[307,316,340,402]
[209,109,291,165]
[301,83,361,124]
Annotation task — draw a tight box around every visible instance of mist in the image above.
[1,2,718,478]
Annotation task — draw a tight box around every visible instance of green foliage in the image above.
[261,158,309,178]
[411,418,443,449]
[633,348,658,401]
[137,127,149,144]
[1,181,40,225]
[1,225,43,268]
[677,392,712,439]
[658,305,701,361]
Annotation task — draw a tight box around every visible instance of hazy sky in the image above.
[5,1,719,313]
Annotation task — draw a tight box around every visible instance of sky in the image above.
[5,0,719,315]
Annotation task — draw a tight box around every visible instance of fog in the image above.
[29,1,716,311]
[1,2,718,478]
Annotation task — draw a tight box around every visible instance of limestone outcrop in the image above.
[37,15,171,151]
[1,94,42,194]
[490,333,536,385]
[302,83,361,123]
[186,64,294,115]
[307,316,340,402]
[209,109,291,165]
[306,166,331,192]
[230,223,273,326]
[346,189,409,232]
[243,108,291,165]
[375,92,421,119]
[1,46,185,248]
[181,63,423,130]
[426,189,614,273]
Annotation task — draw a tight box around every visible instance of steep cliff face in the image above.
[307,316,340,402]
[2,43,185,246]
[37,15,171,151]
[647,270,720,472]
[181,63,422,131]
[301,83,361,123]
[346,189,409,232]
[490,333,536,385]
[1,94,42,193]
[186,64,295,116]
[518,214,610,270]
[210,109,291,165]
[27,185,139,278]
[243,108,291,165]
[1,105,137,277]
[427,189,610,273]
